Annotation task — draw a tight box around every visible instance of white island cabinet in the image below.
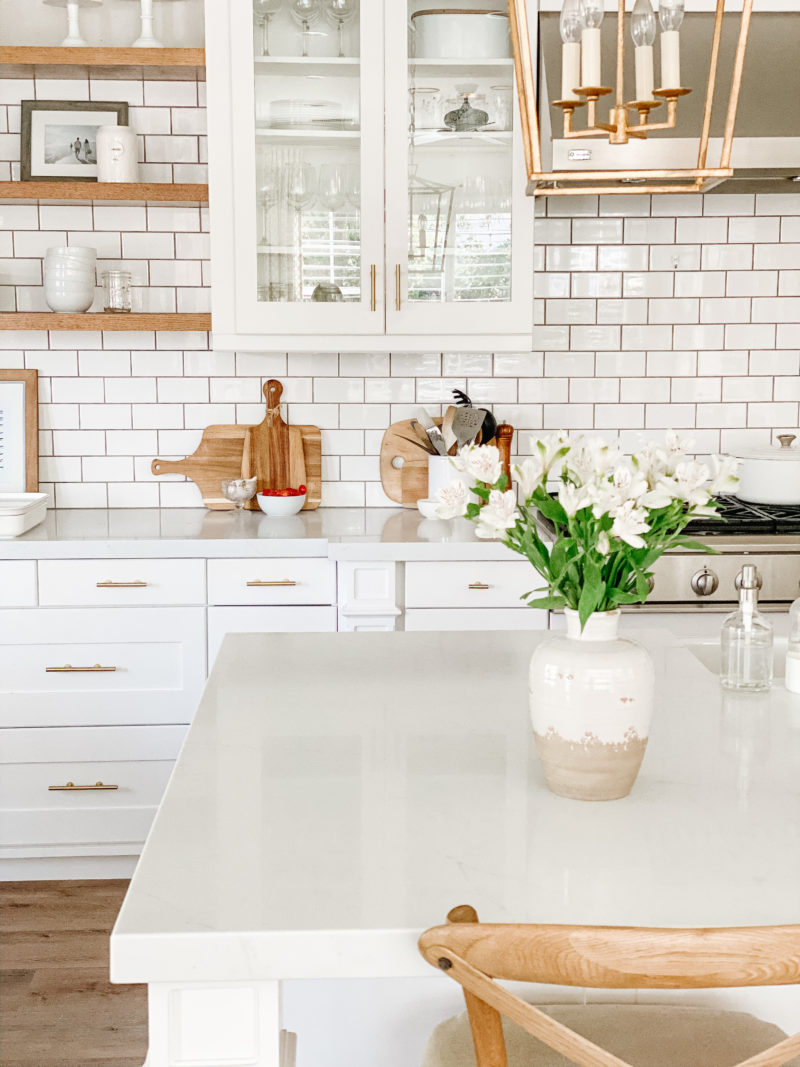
[204,0,535,352]
[111,631,800,1067]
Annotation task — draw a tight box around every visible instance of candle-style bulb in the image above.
[658,0,685,32]
[560,0,585,43]
[631,0,656,46]
[582,0,605,29]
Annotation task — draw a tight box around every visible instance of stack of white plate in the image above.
[0,493,48,539]
[268,98,344,129]
[44,245,96,313]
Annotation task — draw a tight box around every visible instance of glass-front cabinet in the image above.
[206,0,535,351]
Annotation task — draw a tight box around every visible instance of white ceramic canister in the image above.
[529,609,655,801]
[734,435,800,505]
[410,10,511,60]
[427,454,476,500]
[96,125,139,183]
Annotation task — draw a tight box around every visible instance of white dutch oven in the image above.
[410,9,511,59]
[735,434,800,505]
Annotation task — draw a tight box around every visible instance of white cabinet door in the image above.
[207,0,386,345]
[0,561,36,606]
[208,606,336,667]
[406,560,535,609]
[0,608,206,728]
[39,559,206,607]
[384,0,534,347]
[207,558,335,606]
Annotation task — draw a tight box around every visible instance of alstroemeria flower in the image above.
[611,500,650,549]
[434,480,469,520]
[596,530,611,557]
[709,454,739,495]
[453,444,503,486]
[672,459,712,507]
[513,455,546,498]
[475,489,519,540]
[558,481,589,518]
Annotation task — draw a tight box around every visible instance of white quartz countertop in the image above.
[2,508,519,559]
[111,630,800,985]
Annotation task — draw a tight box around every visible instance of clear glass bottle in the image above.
[786,597,800,693]
[720,565,773,692]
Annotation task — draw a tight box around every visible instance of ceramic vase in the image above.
[529,609,654,801]
[96,125,138,183]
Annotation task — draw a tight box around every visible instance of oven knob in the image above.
[691,568,719,597]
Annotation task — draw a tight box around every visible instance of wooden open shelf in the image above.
[0,312,211,332]
[0,181,208,202]
[0,46,205,67]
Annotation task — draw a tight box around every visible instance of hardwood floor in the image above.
[0,880,148,1067]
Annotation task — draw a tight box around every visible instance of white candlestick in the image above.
[634,43,654,101]
[133,0,163,47]
[561,41,581,101]
[63,1,87,46]
[581,26,602,87]
[660,29,681,89]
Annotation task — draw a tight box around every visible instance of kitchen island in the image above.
[110,630,800,1067]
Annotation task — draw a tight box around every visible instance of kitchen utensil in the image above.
[393,432,437,455]
[495,423,514,488]
[254,0,282,56]
[415,407,448,456]
[246,380,299,494]
[221,477,258,510]
[441,405,458,453]
[409,9,511,60]
[152,426,256,510]
[734,435,800,505]
[452,405,486,450]
[410,419,436,452]
[451,389,497,444]
[380,418,445,506]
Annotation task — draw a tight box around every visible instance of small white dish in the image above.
[417,497,440,519]
[257,492,306,518]
[0,493,48,539]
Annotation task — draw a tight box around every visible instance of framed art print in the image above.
[21,100,129,182]
[0,370,39,492]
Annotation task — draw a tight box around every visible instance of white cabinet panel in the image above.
[0,560,36,606]
[38,559,206,607]
[207,559,335,606]
[405,608,547,632]
[405,560,534,609]
[0,608,206,728]
[208,606,336,667]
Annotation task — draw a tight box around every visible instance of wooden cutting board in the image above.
[243,380,307,495]
[379,418,443,508]
[151,379,322,511]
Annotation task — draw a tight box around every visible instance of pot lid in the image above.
[735,434,800,461]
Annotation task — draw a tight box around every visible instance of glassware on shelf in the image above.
[317,163,345,212]
[258,166,281,244]
[254,0,283,57]
[345,163,360,208]
[221,478,258,511]
[285,161,317,209]
[490,85,513,131]
[323,0,358,58]
[102,270,133,313]
[289,0,322,57]
[409,87,441,132]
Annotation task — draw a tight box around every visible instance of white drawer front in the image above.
[0,561,36,606]
[208,606,336,667]
[207,558,335,606]
[405,561,535,609]
[0,608,206,728]
[38,559,206,607]
[405,608,548,632]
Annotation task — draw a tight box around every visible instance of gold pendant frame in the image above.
[507,0,753,195]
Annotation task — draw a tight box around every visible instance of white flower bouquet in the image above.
[435,432,739,629]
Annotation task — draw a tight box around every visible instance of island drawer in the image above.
[0,561,36,607]
[38,559,206,607]
[208,606,337,666]
[207,558,335,606]
[405,608,548,631]
[0,725,185,854]
[405,561,534,609]
[0,607,206,728]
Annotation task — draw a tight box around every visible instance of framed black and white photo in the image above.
[0,370,39,493]
[21,100,129,182]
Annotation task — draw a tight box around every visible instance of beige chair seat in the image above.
[422,1003,800,1067]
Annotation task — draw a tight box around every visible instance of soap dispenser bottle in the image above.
[786,597,800,693]
[720,565,773,691]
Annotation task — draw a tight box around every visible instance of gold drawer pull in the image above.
[46,664,117,673]
[246,579,297,587]
[469,582,490,590]
[97,580,148,588]
[49,781,118,791]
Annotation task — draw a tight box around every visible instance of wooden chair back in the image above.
[418,906,800,1067]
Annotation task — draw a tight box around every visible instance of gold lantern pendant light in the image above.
[507,0,754,195]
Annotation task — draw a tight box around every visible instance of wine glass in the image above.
[323,0,358,58]
[258,166,280,244]
[221,477,258,512]
[317,163,345,213]
[285,162,317,210]
[289,0,321,57]
[254,0,283,57]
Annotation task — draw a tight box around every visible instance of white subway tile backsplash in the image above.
[676,218,728,244]
[753,245,800,270]
[598,245,649,271]
[701,245,752,271]
[649,245,700,271]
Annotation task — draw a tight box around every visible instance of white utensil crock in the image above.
[529,609,654,801]
[734,435,800,505]
[428,455,474,499]
[96,125,139,183]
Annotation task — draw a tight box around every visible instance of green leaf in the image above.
[608,589,644,605]
[535,494,568,526]
[672,538,719,554]
[578,558,605,630]
[525,595,567,610]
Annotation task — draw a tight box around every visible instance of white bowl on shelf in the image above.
[256,492,307,517]
[43,283,95,313]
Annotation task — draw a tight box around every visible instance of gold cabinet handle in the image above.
[395,264,402,311]
[97,580,148,588]
[246,579,298,587]
[369,264,377,312]
[469,582,491,590]
[46,664,117,673]
[49,781,118,791]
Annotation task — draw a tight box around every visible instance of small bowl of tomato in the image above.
[256,485,307,517]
